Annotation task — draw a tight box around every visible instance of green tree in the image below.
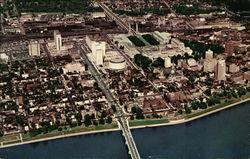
[204,89,212,96]
[152,57,164,67]
[178,109,183,114]
[29,128,42,137]
[84,114,92,127]
[135,107,144,119]
[101,111,107,118]
[237,87,247,97]
[134,54,152,70]
[70,122,77,128]
[106,116,112,124]
[90,114,95,119]
[75,112,82,121]
[191,102,199,110]
[111,105,117,113]
[130,115,134,120]
[15,115,26,126]
[131,106,137,114]
[59,67,64,74]
[199,102,207,109]
[171,55,180,65]
[99,118,105,125]
[184,106,192,114]
[247,86,250,92]
[93,120,98,126]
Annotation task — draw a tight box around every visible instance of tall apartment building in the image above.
[203,49,216,72]
[215,59,226,81]
[225,41,234,57]
[28,41,40,56]
[54,30,62,51]
[205,49,213,59]
[164,57,172,68]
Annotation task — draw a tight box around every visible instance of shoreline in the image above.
[1,97,249,149]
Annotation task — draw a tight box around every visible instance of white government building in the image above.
[86,35,106,66]
[63,62,85,74]
[152,31,171,44]
[109,57,126,70]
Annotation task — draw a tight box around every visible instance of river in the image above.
[0,101,249,159]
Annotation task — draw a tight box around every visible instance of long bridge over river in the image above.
[76,44,141,159]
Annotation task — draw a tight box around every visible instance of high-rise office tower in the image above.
[215,59,226,81]
[225,41,234,57]
[205,49,213,59]
[54,30,62,51]
[28,41,40,56]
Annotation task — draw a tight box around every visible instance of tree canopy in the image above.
[15,0,102,13]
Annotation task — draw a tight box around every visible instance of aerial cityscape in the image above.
[0,0,250,159]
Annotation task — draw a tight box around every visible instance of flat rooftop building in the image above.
[153,31,171,44]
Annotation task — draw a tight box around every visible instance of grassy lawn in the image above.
[0,134,20,143]
[0,123,118,146]
[142,34,160,46]
[129,119,169,127]
[128,36,146,47]
[185,93,250,119]
[21,123,118,142]
[13,52,29,58]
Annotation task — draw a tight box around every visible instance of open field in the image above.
[21,123,118,142]
[129,119,169,127]
[0,124,118,147]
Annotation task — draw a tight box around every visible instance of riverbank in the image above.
[1,96,249,149]
[130,97,250,129]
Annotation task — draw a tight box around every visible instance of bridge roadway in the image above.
[98,2,137,35]
[76,44,141,159]
[162,0,194,29]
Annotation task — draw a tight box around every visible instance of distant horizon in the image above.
[223,0,250,12]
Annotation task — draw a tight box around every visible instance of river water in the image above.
[0,102,249,159]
